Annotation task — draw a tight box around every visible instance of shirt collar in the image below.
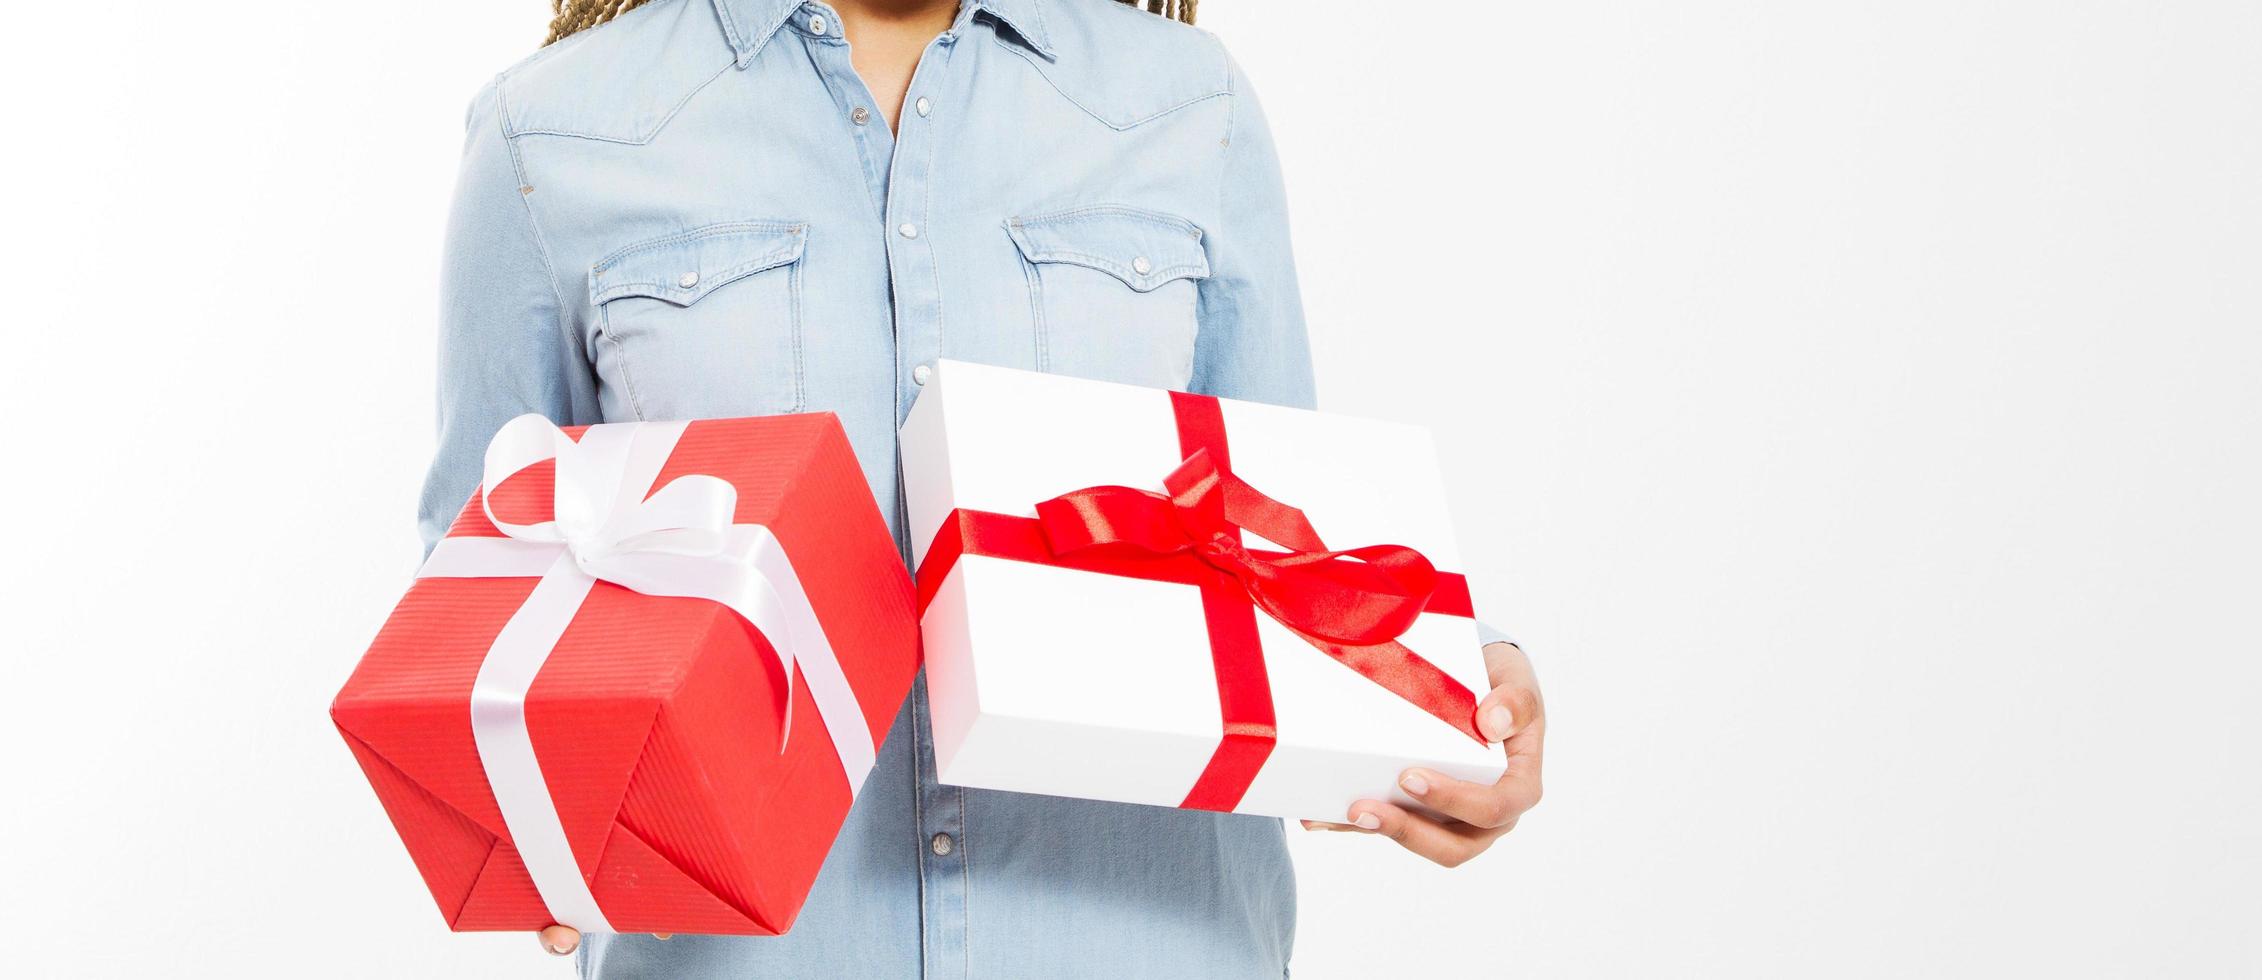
[970,0,1054,57]
[711,0,1055,66]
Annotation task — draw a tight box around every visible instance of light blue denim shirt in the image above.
[421,0,1426,975]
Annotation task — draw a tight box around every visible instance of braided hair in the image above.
[545,0,1196,46]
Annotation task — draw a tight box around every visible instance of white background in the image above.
[2,0,2255,977]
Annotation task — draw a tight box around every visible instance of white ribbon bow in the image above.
[417,415,877,933]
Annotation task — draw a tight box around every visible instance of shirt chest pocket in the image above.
[1007,206,1210,389]
[589,220,809,419]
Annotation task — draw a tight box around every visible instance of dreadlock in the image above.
[545,0,1194,46]
[1126,0,1198,22]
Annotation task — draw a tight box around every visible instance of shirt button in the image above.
[898,222,919,239]
[850,106,870,126]
[677,271,700,288]
[1131,256,1153,276]
[912,363,933,386]
[930,832,954,856]
[807,14,827,35]
[915,96,932,118]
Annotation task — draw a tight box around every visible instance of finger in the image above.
[1495,694,1547,809]
[1478,642,1543,743]
[538,925,580,956]
[1397,766,1535,829]
[653,933,673,941]
[1299,818,1368,833]
[1344,799,1486,868]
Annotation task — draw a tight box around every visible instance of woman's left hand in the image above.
[1301,641,1545,867]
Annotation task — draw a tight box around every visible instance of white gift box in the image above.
[900,360,1505,822]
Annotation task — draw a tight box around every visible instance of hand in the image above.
[536,927,671,955]
[538,926,579,957]
[1302,641,1545,867]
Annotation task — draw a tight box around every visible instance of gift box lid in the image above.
[904,359,1465,571]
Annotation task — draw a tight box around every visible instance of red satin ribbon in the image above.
[915,390,1483,812]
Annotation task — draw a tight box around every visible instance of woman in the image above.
[422,0,1546,974]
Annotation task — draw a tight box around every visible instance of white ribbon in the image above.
[416,415,877,933]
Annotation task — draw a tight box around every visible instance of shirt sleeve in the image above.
[1189,54,1316,412]
[416,78,601,555]
[1189,58,1516,655]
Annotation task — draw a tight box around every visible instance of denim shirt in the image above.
[423,0,1318,975]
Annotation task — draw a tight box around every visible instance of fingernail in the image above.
[545,942,574,956]
[1352,811,1382,830]
[1301,820,1323,831]
[1482,704,1514,741]
[1400,771,1431,796]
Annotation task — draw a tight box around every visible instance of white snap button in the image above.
[678,271,700,288]
[898,222,919,239]
[1131,256,1152,276]
[912,363,933,386]
[807,14,826,35]
[915,97,932,118]
[850,106,870,126]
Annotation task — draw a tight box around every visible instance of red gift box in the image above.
[331,413,917,935]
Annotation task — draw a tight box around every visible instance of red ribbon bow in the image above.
[917,390,1483,812]
[1035,448,1441,649]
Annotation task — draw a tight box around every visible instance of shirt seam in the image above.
[989,37,1227,132]
[1010,204,1204,230]
[505,61,734,145]
[1218,57,1238,264]
[494,76,604,424]
[959,787,971,980]
[923,51,948,368]
[911,677,932,977]
[1016,250,1205,286]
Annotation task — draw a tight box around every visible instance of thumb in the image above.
[538,925,580,956]
[1477,641,1541,743]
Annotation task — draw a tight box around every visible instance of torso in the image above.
[482,1,1304,975]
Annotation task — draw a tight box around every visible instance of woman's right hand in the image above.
[538,925,580,956]
[539,926,671,955]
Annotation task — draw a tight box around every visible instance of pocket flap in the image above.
[1006,206,1209,292]
[591,221,808,307]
